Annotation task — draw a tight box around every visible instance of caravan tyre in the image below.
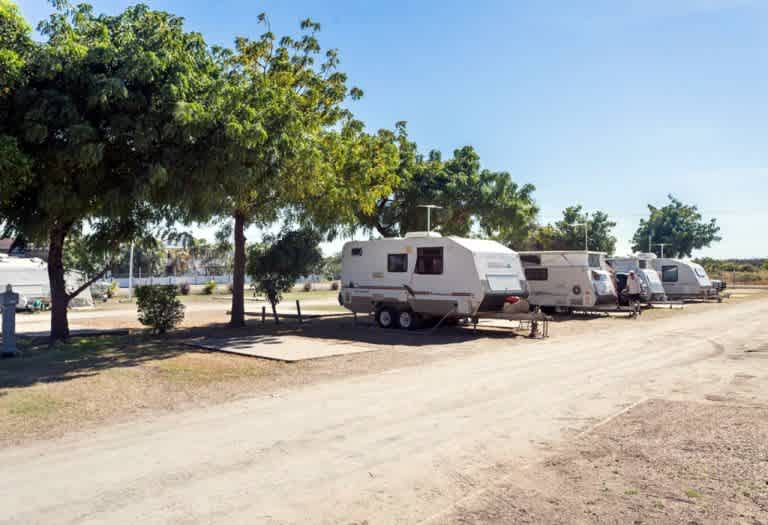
[376,307,397,329]
[398,310,418,330]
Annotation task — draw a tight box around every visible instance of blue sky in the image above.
[16,0,768,258]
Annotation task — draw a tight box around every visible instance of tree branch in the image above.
[67,266,111,302]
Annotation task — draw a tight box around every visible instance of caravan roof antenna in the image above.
[416,204,442,233]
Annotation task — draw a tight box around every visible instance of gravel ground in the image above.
[439,399,768,525]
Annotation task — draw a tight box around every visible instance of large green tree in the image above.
[0,2,217,340]
[520,206,617,254]
[195,16,399,327]
[631,195,721,258]
[358,128,538,242]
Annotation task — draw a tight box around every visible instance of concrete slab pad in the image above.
[184,335,378,362]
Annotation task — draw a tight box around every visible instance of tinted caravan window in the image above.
[351,247,363,256]
[588,253,602,268]
[524,268,548,281]
[415,247,443,275]
[387,253,408,272]
[661,265,678,282]
[520,254,541,266]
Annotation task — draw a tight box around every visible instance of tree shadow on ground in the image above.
[1,313,541,391]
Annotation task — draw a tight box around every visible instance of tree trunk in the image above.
[48,224,70,343]
[271,301,279,324]
[229,211,246,327]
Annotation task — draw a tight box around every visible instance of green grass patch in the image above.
[685,488,702,499]
[624,489,639,496]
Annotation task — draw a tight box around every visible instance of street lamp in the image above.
[574,221,589,253]
[417,204,443,233]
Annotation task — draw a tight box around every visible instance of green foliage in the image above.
[0,1,219,339]
[632,195,721,258]
[135,285,185,334]
[107,280,118,299]
[519,206,617,253]
[202,280,216,295]
[318,253,342,280]
[0,0,31,92]
[358,125,537,243]
[246,229,322,306]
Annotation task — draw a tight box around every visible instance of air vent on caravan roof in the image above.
[637,253,658,259]
[404,231,442,238]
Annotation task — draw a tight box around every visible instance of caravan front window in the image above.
[661,265,678,282]
[415,247,443,275]
[588,254,602,268]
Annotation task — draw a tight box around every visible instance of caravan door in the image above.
[408,244,462,315]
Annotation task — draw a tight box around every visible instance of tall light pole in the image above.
[575,222,589,253]
[127,241,135,299]
[653,243,670,258]
[417,204,442,233]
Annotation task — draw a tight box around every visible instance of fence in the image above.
[112,275,234,288]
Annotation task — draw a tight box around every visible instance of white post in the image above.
[648,233,652,253]
[426,207,431,233]
[128,241,135,299]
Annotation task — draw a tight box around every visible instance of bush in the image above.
[107,280,118,299]
[303,281,312,292]
[227,283,235,294]
[135,285,185,334]
[178,282,191,295]
[330,281,340,291]
[203,280,216,295]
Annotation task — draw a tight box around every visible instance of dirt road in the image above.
[2,297,767,524]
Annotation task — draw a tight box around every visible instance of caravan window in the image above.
[415,247,443,275]
[661,265,678,282]
[351,247,363,256]
[520,254,541,266]
[524,268,548,281]
[588,253,602,268]
[694,266,707,278]
[639,260,647,269]
[387,253,408,273]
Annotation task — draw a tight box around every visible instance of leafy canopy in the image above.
[246,229,322,306]
[631,195,721,258]
[357,125,537,243]
[0,1,218,244]
[520,206,617,254]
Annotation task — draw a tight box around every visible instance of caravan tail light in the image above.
[504,296,521,305]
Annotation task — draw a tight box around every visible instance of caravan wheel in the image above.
[376,307,397,329]
[398,310,418,330]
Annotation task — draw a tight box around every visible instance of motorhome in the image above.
[340,233,528,329]
[606,254,667,302]
[518,251,617,312]
[637,253,717,300]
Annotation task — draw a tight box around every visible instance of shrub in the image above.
[203,280,216,295]
[178,282,191,295]
[227,283,235,294]
[135,285,185,334]
[303,281,312,292]
[330,281,340,291]
[107,280,118,298]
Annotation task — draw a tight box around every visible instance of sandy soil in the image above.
[1,291,767,524]
[436,400,768,524]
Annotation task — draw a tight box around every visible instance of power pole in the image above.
[417,204,443,233]
[127,241,135,299]
[653,243,669,259]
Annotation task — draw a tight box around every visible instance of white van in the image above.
[518,251,617,312]
[340,233,528,328]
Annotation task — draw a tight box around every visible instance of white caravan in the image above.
[606,254,667,302]
[637,253,716,300]
[518,251,617,312]
[340,233,528,328]
[0,254,94,309]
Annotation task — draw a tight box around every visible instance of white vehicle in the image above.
[340,233,528,329]
[0,254,94,309]
[606,254,667,302]
[518,251,617,312]
[640,254,716,300]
